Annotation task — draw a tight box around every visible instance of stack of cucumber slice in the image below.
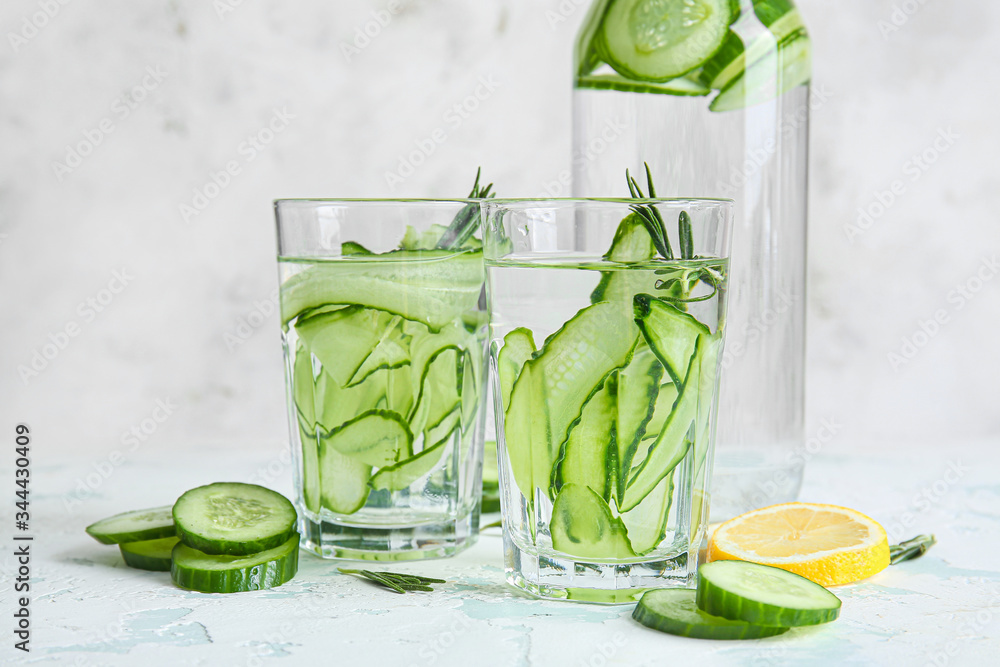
[284,226,485,517]
[85,482,300,593]
[575,0,811,112]
[633,560,842,638]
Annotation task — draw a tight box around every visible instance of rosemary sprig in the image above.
[889,534,936,565]
[678,210,694,260]
[626,163,673,260]
[338,568,446,594]
[436,167,495,250]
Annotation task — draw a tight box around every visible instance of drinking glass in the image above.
[275,199,488,560]
[482,198,733,602]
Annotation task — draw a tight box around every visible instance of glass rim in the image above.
[274,198,477,206]
[482,197,735,206]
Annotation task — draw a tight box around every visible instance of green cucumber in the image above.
[620,337,702,512]
[319,441,372,514]
[550,483,635,560]
[710,30,811,112]
[700,2,804,91]
[576,0,613,76]
[119,536,180,572]
[349,317,411,387]
[697,561,842,627]
[633,294,709,386]
[643,381,680,439]
[615,345,664,492]
[342,241,373,256]
[482,440,501,514]
[601,0,732,82]
[591,213,660,305]
[172,483,297,557]
[576,73,710,96]
[554,374,618,501]
[85,506,176,545]
[497,328,536,408]
[504,301,639,499]
[324,409,413,468]
[418,349,462,442]
[634,589,789,639]
[294,306,400,388]
[369,439,450,492]
[171,533,299,593]
[459,349,481,429]
[292,342,322,513]
[621,471,674,554]
[280,249,483,331]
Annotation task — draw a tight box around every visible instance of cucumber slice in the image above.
[482,440,501,514]
[369,438,450,492]
[615,345,664,492]
[85,506,176,545]
[592,213,660,305]
[620,338,702,512]
[171,533,299,593]
[644,381,680,438]
[633,294,710,386]
[294,306,400,388]
[601,0,732,82]
[280,249,483,332]
[292,342,322,513]
[554,374,618,501]
[172,483,297,557]
[342,241,373,256]
[576,73,710,96]
[621,471,674,554]
[550,483,635,560]
[710,30,811,112]
[497,328,536,408]
[634,589,789,639]
[119,536,180,572]
[697,561,842,627]
[459,349,480,429]
[324,409,413,468]
[700,3,804,91]
[319,441,372,514]
[576,0,613,76]
[505,301,639,499]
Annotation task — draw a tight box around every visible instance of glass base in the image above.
[711,448,804,522]
[299,510,479,562]
[503,531,696,605]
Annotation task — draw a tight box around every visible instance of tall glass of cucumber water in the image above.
[275,200,488,560]
[483,198,733,602]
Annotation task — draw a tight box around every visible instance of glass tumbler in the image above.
[482,198,733,602]
[275,199,488,561]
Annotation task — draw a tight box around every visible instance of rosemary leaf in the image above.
[890,534,936,565]
[338,568,446,593]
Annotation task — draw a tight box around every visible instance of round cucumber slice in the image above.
[601,0,732,82]
[173,483,297,556]
[697,560,842,627]
[633,589,789,639]
[119,536,180,572]
[85,506,176,545]
[171,533,300,593]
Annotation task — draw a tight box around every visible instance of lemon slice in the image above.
[707,502,891,586]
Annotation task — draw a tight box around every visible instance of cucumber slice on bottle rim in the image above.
[85,506,176,545]
[171,533,300,593]
[173,483,297,557]
[119,536,180,572]
[634,588,790,639]
[697,560,842,627]
[601,0,732,82]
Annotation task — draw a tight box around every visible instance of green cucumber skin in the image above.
[173,483,298,557]
[709,30,810,113]
[171,534,300,594]
[633,589,789,640]
[119,537,180,572]
[85,506,176,545]
[697,561,842,627]
[550,483,636,560]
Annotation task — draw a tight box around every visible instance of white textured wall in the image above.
[1,0,997,461]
